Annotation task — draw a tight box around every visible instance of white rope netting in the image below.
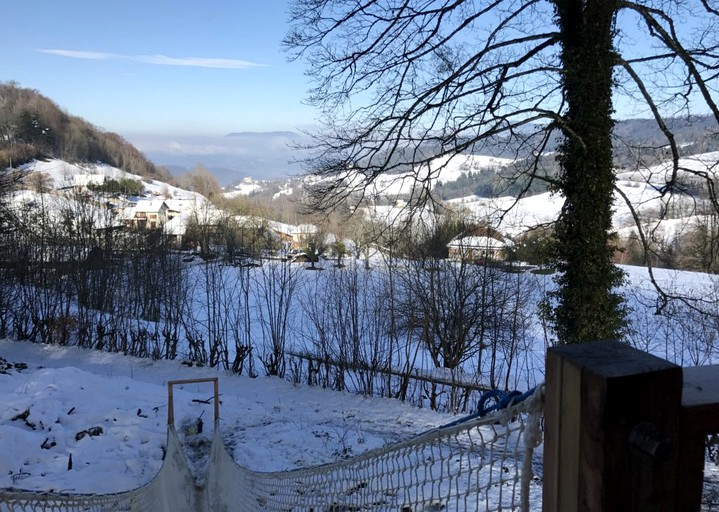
[0,427,200,512]
[206,386,545,512]
[0,387,545,512]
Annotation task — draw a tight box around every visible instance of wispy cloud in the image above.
[39,49,115,60]
[136,54,263,69]
[38,49,265,69]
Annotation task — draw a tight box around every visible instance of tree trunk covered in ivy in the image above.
[551,0,627,344]
[286,0,718,346]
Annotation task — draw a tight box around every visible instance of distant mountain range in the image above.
[126,131,312,186]
[137,116,718,188]
[226,131,300,138]
[4,81,717,194]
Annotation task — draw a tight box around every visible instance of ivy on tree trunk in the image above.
[551,0,628,344]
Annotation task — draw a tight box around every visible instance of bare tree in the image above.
[255,261,300,376]
[285,0,719,344]
[178,164,222,202]
[181,260,252,369]
[0,165,26,336]
[300,261,393,393]
[11,191,74,344]
[230,263,255,375]
[398,257,486,370]
[0,166,26,233]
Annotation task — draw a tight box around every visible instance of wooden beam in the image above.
[286,350,491,392]
[543,340,682,512]
[682,365,719,436]
[676,364,719,512]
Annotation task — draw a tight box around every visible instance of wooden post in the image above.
[166,377,220,428]
[677,364,719,511]
[543,340,683,512]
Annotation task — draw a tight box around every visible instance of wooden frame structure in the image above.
[544,340,719,511]
[167,377,220,428]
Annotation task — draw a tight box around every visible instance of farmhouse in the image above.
[447,226,510,262]
[121,200,180,230]
[162,204,225,247]
[267,221,319,251]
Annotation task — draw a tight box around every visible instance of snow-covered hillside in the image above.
[223,177,263,197]
[360,154,513,197]
[220,150,719,242]
[14,159,227,240]
[21,160,201,201]
[375,151,719,237]
[14,149,719,250]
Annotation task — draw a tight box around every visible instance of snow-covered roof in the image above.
[133,199,168,213]
[162,207,225,237]
[163,214,188,236]
[266,220,318,236]
[234,215,266,225]
[164,198,206,214]
[447,236,507,250]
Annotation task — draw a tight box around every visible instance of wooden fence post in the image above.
[677,364,719,511]
[543,340,683,512]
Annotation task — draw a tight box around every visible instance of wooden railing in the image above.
[543,340,719,512]
[678,364,719,510]
[286,350,491,412]
[167,377,220,428]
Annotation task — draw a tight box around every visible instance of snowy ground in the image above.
[0,338,717,510]
[0,339,454,494]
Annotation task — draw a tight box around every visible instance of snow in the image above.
[447,235,506,250]
[364,151,719,238]
[272,186,293,200]
[361,154,511,198]
[265,219,318,236]
[20,159,201,201]
[9,190,121,230]
[0,339,452,494]
[224,183,262,197]
[21,152,719,243]
[301,153,514,200]
[3,333,714,505]
[5,153,719,503]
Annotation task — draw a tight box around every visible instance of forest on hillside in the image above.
[0,82,167,181]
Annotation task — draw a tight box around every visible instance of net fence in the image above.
[206,386,545,512]
[0,387,545,512]
[0,427,200,512]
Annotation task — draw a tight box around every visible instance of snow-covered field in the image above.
[1,335,716,509]
[0,339,453,494]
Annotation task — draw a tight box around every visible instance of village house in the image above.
[447,225,511,262]
[162,203,226,248]
[121,200,180,230]
[267,221,319,252]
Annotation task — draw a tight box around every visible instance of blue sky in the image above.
[3,1,315,137]
[3,2,712,142]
